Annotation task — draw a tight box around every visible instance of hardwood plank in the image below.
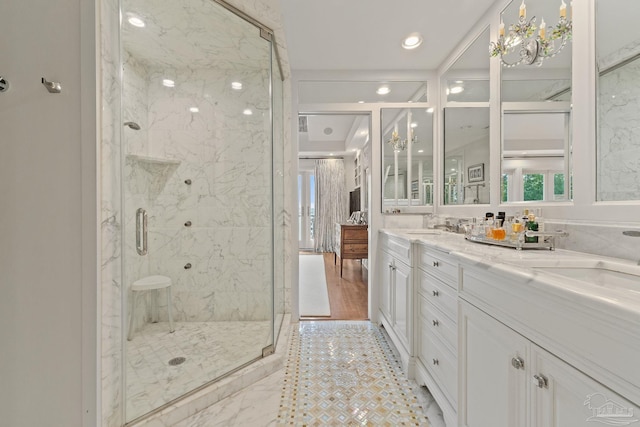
[300,252,368,321]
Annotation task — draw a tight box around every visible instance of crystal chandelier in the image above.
[489,0,572,68]
[387,129,418,152]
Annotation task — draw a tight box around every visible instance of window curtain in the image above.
[314,159,347,252]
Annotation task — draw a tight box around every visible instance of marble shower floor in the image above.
[178,321,446,427]
[126,320,272,421]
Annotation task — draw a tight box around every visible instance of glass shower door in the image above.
[121,0,275,421]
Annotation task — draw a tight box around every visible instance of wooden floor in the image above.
[300,252,368,321]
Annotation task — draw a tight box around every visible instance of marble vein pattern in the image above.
[277,321,431,426]
[598,41,640,201]
[126,320,272,421]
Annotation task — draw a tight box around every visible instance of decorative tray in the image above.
[464,234,554,251]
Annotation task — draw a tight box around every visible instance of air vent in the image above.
[298,116,308,133]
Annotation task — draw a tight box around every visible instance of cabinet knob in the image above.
[511,356,525,370]
[433,261,440,267]
[533,374,549,389]
[432,358,439,366]
[432,290,439,297]
[432,319,439,327]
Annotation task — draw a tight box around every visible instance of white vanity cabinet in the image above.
[460,300,639,427]
[459,264,640,427]
[415,244,459,427]
[378,232,414,375]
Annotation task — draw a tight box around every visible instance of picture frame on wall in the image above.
[468,163,484,183]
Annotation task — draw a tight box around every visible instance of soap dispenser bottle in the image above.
[525,213,539,243]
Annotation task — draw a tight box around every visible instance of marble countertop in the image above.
[380,228,640,322]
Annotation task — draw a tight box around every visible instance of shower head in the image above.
[124,121,141,130]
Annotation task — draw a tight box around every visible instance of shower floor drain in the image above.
[168,357,186,366]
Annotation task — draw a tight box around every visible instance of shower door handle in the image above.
[136,208,148,255]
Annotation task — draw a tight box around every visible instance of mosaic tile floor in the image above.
[126,320,272,421]
[277,321,431,426]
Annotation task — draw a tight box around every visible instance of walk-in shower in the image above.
[120,0,285,422]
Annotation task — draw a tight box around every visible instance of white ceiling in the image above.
[280,0,498,71]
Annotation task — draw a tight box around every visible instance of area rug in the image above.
[299,255,331,317]
[277,321,430,426]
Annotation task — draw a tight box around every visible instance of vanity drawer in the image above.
[380,232,412,266]
[419,295,457,353]
[419,321,457,406]
[418,246,458,285]
[418,270,457,322]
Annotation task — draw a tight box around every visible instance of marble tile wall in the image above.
[100,0,124,424]
[598,41,640,201]
[123,62,274,329]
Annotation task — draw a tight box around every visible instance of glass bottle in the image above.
[525,213,538,243]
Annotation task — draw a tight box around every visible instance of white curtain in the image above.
[314,159,347,252]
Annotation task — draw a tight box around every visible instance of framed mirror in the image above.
[442,27,490,205]
[381,108,434,209]
[596,0,640,201]
[443,107,490,204]
[501,104,571,203]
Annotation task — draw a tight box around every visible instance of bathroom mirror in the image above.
[381,107,434,209]
[441,27,490,205]
[501,105,571,203]
[443,107,490,204]
[596,0,640,201]
[500,0,572,102]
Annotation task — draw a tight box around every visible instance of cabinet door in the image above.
[460,301,529,427]
[379,251,393,320]
[531,345,640,427]
[393,259,412,350]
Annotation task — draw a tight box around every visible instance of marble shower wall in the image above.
[123,61,273,329]
[598,43,640,201]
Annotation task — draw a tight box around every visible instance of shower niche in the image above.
[120,0,283,422]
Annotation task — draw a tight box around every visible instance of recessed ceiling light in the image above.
[450,86,464,94]
[359,131,367,136]
[426,108,434,113]
[455,80,464,84]
[231,81,243,90]
[128,15,145,28]
[402,32,423,50]
[243,109,253,115]
[411,122,418,128]
[376,86,391,95]
[418,149,424,153]
[189,107,199,113]
[329,153,334,156]
[162,79,175,88]
[451,168,456,172]
[358,100,365,103]
[351,148,357,152]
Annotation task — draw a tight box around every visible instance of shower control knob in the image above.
[0,77,9,92]
[184,263,192,270]
[184,221,192,227]
[184,179,192,185]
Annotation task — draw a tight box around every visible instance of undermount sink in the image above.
[405,231,441,235]
[523,259,640,294]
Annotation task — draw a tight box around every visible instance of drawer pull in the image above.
[432,358,439,366]
[432,319,439,327]
[432,290,439,297]
[533,374,549,389]
[511,356,525,370]
[433,261,440,267]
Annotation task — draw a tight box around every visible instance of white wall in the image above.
[0,1,96,426]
